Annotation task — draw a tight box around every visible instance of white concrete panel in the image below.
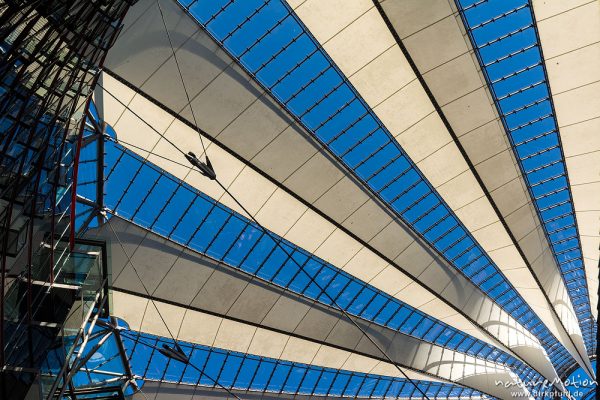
[369,221,414,262]
[254,189,307,237]
[343,247,389,283]
[437,169,482,211]
[284,209,336,253]
[553,81,600,128]
[213,319,256,353]
[561,118,600,159]
[532,0,593,21]
[397,243,442,283]
[247,328,288,360]
[313,177,371,222]
[402,13,469,73]
[341,353,379,375]
[281,152,344,204]
[322,7,395,77]
[416,144,469,188]
[280,336,320,365]
[395,113,451,163]
[458,121,509,165]
[374,80,435,136]
[377,0,453,39]
[95,74,137,126]
[349,46,415,106]
[543,42,600,95]
[178,308,222,346]
[313,229,362,268]
[534,0,600,59]
[565,152,600,187]
[454,197,496,232]
[472,222,513,252]
[423,52,483,106]
[252,125,318,183]
[215,96,293,161]
[474,151,519,192]
[293,0,372,44]
[443,88,497,136]
[225,166,277,216]
[184,66,261,136]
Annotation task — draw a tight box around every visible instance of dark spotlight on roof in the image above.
[186,151,217,180]
[158,343,190,364]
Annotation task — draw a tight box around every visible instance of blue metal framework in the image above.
[120,329,489,399]
[175,0,575,373]
[99,138,547,389]
[454,0,596,361]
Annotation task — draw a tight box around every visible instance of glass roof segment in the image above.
[120,329,490,399]
[175,0,574,373]
[454,0,596,358]
[100,138,546,388]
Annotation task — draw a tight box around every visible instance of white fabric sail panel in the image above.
[94,72,504,352]
[373,0,592,370]
[533,0,600,322]
[286,0,578,377]
[112,290,533,399]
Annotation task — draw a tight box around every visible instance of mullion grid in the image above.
[125,331,489,398]
[179,0,575,368]
[456,0,596,354]
[105,142,545,386]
